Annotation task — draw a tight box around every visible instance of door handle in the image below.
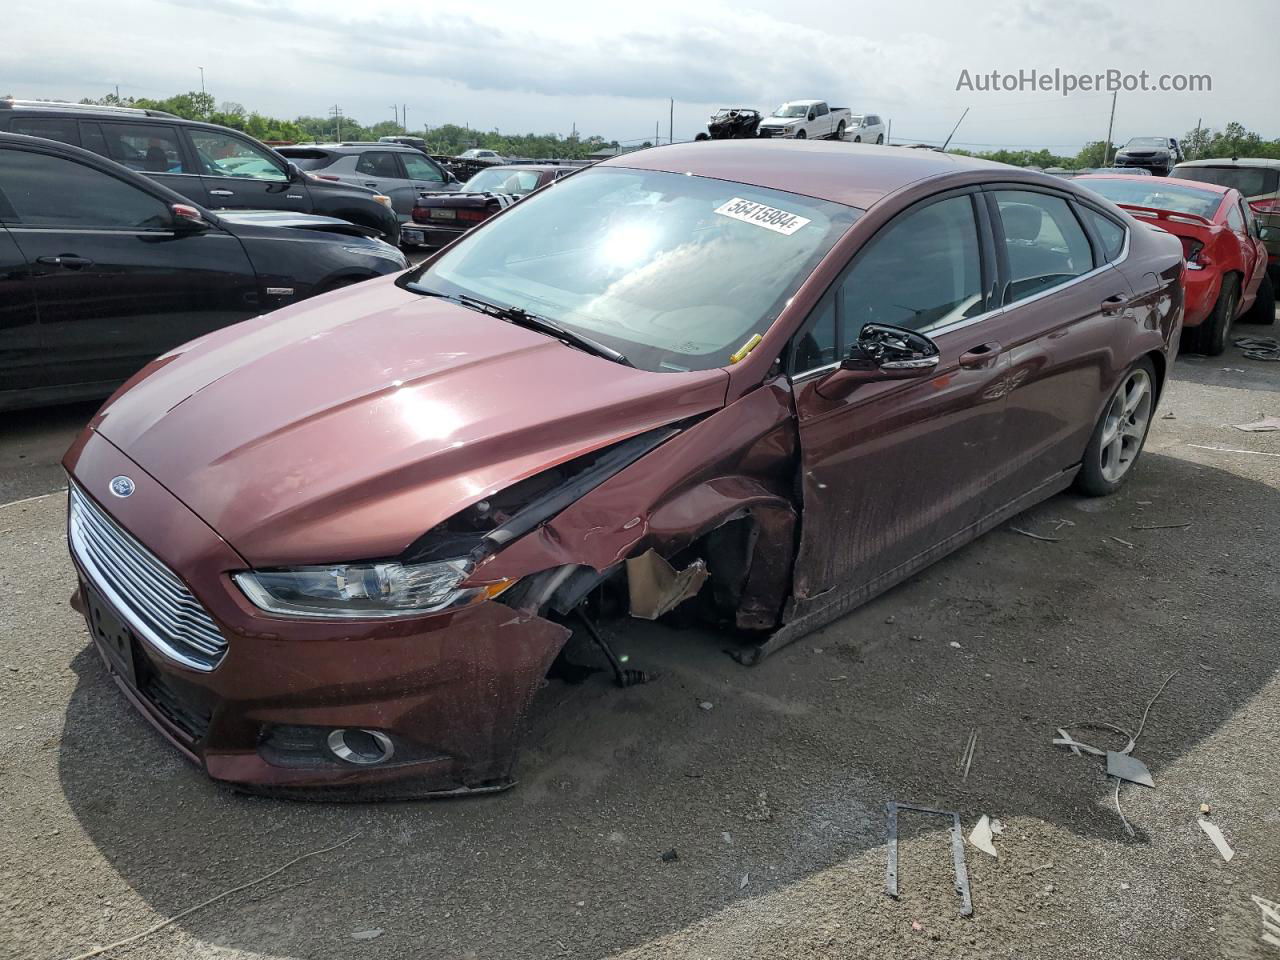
[208,189,235,197]
[959,341,1002,368]
[1101,294,1131,315]
[36,255,93,269]
[363,182,378,188]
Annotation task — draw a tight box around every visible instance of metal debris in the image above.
[958,729,978,782]
[1111,537,1136,548]
[1233,417,1280,432]
[884,802,973,917]
[1010,526,1060,542]
[351,929,384,941]
[1131,521,1193,530]
[1107,751,1155,788]
[1198,819,1234,862]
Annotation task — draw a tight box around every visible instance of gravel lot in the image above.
[1,329,1277,960]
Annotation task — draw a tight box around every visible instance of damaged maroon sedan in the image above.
[64,141,1183,798]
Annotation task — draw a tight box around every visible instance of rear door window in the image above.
[991,190,1094,304]
[355,152,403,179]
[0,148,170,228]
[78,121,108,157]
[6,116,79,145]
[100,122,190,174]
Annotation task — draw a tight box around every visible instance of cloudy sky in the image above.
[5,0,1277,151]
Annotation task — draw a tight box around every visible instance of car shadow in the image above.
[53,450,1279,959]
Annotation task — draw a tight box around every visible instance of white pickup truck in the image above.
[756,100,852,140]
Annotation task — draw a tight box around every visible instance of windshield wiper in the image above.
[417,288,632,367]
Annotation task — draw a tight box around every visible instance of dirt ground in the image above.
[1,335,1278,960]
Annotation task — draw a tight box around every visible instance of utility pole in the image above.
[669,98,674,145]
[655,120,659,146]
[330,104,343,142]
[402,104,407,134]
[886,118,892,145]
[1192,116,1202,158]
[1103,91,1117,165]
[198,66,205,96]
[391,105,399,127]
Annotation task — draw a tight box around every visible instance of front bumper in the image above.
[64,430,569,798]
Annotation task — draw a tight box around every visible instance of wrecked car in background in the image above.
[1077,174,1271,354]
[402,163,578,248]
[63,140,1183,798]
[700,108,764,140]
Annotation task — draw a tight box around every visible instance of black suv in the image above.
[0,99,399,243]
[0,133,407,412]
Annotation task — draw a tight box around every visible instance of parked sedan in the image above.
[0,133,407,411]
[62,141,1181,798]
[1077,174,1271,353]
[402,164,576,247]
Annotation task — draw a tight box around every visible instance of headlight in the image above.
[372,194,394,209]
[233,559,509,619]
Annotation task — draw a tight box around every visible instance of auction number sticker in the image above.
[714,197,811,236]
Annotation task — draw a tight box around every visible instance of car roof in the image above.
[477,164,563,173]
[280,143,422,153]
[599,140,1011,209]
[1078,173,1233,195]
[1174,157,1280,170]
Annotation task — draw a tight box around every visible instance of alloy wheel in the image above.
[1098,369,1153,483]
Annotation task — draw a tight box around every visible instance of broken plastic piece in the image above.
[626,548,709,620]
[1198,819,1234,862]
[1107,751,1155,788]
[968,815,998,858]
[1233,417,1280,432]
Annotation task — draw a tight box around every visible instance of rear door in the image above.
[981,187,1139,508]
[97,120,205,205]
[184,127,310,213]
[0,144,260,391]
[791,189,1009,605]
[352,150,414,215]
[400,151,452,199]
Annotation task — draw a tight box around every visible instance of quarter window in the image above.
[1226,202,1245,232]
[0,149,170,228]
[100,122,190,174]
[7,117,78,145]
[189,130,287,181]
[993,190,1093,304]
[1078,206,1126,262]
[840,194,985,336]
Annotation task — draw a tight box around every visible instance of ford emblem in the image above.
[109,476,135,498]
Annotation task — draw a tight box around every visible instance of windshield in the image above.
[1173,165,1280,198]
[402,167,859,372]
[1125,138,1170,150]
[462,168,543,195]
[1081,178,1222,218]
[773,103,810,118]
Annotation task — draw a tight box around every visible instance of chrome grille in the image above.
[69,484,227,671]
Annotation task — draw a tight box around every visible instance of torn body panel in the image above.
[478,381,800,634]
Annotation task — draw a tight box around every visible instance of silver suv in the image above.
[276,143,461,222]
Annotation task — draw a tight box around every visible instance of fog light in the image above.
[326,728,395,765]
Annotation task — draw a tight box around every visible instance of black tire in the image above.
[836,121,846,140]
[853,135,861,143]
[1194,274,1241,355]
[1242,272,1275,325]
[795,130,806,140]
[1074,358,1157,497]
[876,134,885,144]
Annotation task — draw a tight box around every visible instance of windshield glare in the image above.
[774,104,810,118]
[1082,178,1222,218]
[463,168,542,195]
[405,167,858,372]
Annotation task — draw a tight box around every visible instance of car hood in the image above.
[91,277,729,566]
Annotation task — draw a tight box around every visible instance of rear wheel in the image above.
[1194,274,1241,355]
[836,121,846,140]
[1242,273,1275,325]
[1074,359,1156,496]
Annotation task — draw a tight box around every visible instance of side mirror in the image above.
[170,203,211,232]
[808,112,816,121]
[285,160,302,182]
[814,324,940,400]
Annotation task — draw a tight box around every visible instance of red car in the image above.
[63,142,1182,798]
[1077,174,1271,354]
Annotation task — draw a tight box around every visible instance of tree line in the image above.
[79,92,1277,167]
